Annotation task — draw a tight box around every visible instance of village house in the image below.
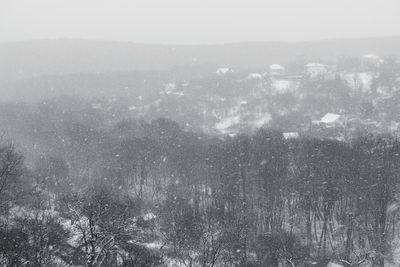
[283,132,299,139]
[362,53,384,69]
[315,113,345,128]
[269,64,286,76]
[306,63,329,79]
[216,67,234,76]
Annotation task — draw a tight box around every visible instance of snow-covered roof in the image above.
[143,212,157,221]
[247,73,263,80]
[362,54,384,65]
[363,53,381,60]
[216,67,233,76]
[390,121,399,132]
[250,113,272,128]
[270,64,285,71]
[320,113,341,124]
[91,103,102,110]
[164,83,177,91]
[215,116,240,133]
[283,132,299,139]
[128,105,136,111]
[306,63,326,68]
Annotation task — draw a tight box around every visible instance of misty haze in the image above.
[1,1,400,266]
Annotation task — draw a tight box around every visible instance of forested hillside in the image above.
[1,38,400,266]
[1,96,400,266]
[2,37,400,83]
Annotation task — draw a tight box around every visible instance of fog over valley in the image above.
[1,1,400,266]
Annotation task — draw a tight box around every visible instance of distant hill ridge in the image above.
[1,37,400,83]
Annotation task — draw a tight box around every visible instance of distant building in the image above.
[164,82,177,92]
[269,64,285,75]
[342,72,374,93]
[362,54,384,68]
[390,121,399,132]
[246,73,263,80]
[321,113,341,123]
[318,113,344,128]
[91,103,102,110]
[283,132,299,139]
[216,67,234,76]
[162,82,184,96]
[306,63,328,78]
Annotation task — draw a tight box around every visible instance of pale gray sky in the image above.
[0,0,399,44]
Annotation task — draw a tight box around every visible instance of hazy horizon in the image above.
[2,35,400,46]
[1,0,399,45]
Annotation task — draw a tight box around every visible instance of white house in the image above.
[342,72,374,93]
[164,82,177,92]
[362,54,384,68]
[321,113,341,123]
[216,67,234,76]
[283,132,299,139]
[269,64,285,75]
[317,113,344,128]
[306,63,328,78]
[246,73,263,80]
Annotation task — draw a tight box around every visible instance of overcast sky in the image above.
[0,0,399,44]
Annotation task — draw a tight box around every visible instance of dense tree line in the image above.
[1,106,400,266]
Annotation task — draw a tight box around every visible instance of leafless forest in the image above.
[2,1,400,266]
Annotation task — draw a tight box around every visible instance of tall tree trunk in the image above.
[344,214,353,266]
[306,198,312,257]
